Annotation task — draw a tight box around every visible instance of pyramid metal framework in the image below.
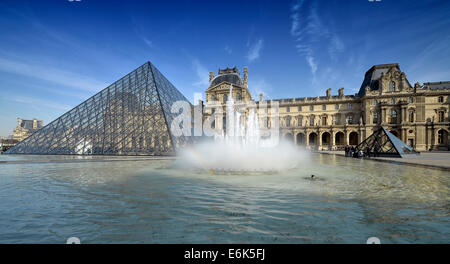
[6,62,193,156]
[355,127,419,158]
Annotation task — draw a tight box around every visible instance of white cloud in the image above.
[224,45,232,54]
[192,59,209,87]
[306,55,318,75]
[290,0,345,75]
[141,36,153,48]
[0,57,108,92]
[249,78,272,99]
[11,96,72,111]
[246,39,264,62]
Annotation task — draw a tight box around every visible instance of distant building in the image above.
[0,138,18,153]
[13,118,43,141]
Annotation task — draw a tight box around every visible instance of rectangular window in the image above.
[335,104,339,110]
[322,105,326,110]
[348,103,352,110]
[322,116,327,125]
[298,106,302,112]
[286,107,290,113]
[373,112,378,124]
[310,105,314,111]
[298,116,303,126]
[438,111,445,122]
[347,115,353,124]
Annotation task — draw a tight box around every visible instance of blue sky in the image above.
[0,0,449,136]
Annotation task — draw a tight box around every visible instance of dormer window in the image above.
[389,81,396,92]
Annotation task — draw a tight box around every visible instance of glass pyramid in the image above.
[355,127,419,158]
[6,61,193,156]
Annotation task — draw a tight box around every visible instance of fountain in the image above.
[180,84,306,173]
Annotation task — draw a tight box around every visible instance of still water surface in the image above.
[0,154,448,243]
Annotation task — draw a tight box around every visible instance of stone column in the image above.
[319,131,322,150]
[344,130,348,145]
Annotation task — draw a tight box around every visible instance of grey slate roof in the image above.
[210,73,243,87]
[424,81,450,90]
[358,63,400,97]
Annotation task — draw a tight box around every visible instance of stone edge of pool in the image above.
[318,151,450,172]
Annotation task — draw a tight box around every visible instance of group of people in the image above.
[344,145,381,158]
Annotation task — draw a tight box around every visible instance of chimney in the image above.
[243,67,248,88]
[209,72,214,83]
[338,88,344,97]
[259,93,263,102]
[33,119,38,130]
[326,88,331,97]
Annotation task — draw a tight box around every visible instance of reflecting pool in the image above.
[0,154,448,243]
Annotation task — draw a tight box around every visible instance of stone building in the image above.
[13,118,43,141]
[202,63,450,151]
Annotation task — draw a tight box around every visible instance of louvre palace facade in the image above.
[203,63,450,151]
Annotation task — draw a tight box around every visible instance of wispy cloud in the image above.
[0,56,108,92]
[224,45,232,54]
[249,78,272,99]
[246,38,264,62]
[290,0,345,76]
[192,59,209,87]
[11,95,72,111]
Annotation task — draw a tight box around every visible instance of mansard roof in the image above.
[424,81,450,90]
[210,67,243,88]
[358,63,401,97]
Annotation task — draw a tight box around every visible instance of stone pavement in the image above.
[319,150,450,171]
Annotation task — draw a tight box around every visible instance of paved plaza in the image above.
[320,151,450,170]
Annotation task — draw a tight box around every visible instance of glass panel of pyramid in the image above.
[6,61,193,156]
[355,127,419,158]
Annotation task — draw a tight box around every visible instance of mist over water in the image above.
[178,139,308,173]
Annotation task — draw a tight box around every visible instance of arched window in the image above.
[389,81,396,92]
